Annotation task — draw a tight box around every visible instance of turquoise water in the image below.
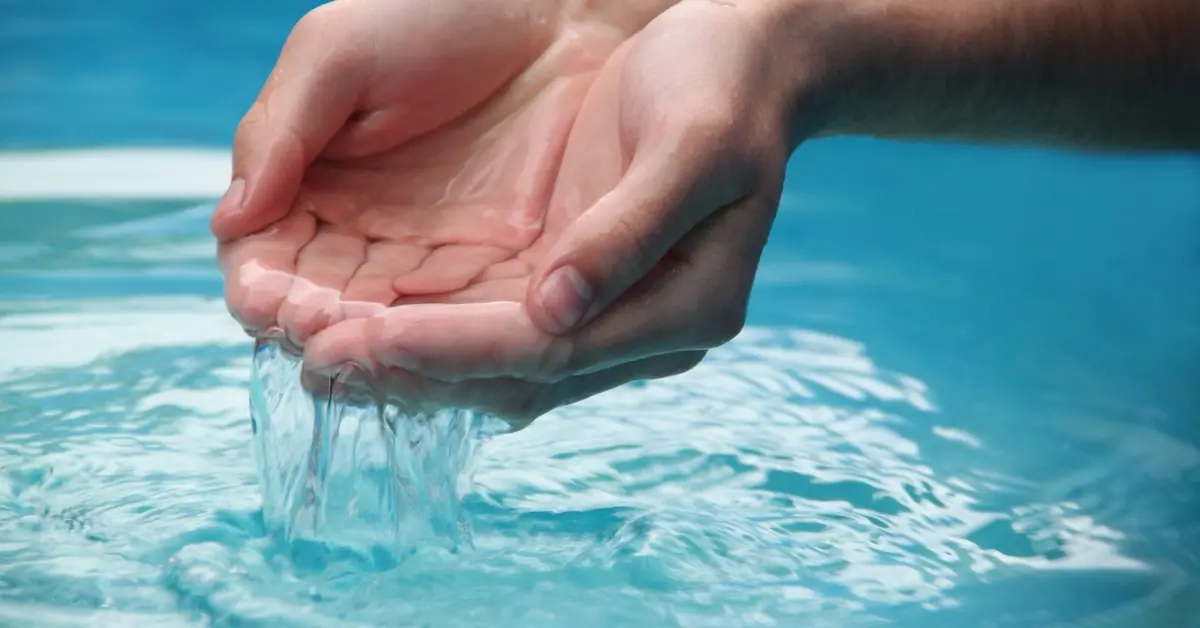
[3,1,1200,626]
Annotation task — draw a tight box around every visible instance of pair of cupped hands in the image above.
[214,0,795,427]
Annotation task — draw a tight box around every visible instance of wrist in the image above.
[731,0,867,150]
[739,0,973,149]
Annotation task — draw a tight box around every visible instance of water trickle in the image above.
[249,334,483,560]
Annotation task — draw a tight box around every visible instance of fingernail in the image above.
[220,178,246,214]
[538,265,592,334]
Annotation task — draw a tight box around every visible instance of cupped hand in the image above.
[216,0,662,349]
[293,1,797,426]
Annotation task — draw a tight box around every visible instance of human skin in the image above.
[214,0,1199,426]
[748,0,1200,152]
[215,0,789,423]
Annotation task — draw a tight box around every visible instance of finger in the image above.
[302,196,773,384]
[301,317,372,375]
[392,245,513,296]
[558,192,779,375]
[276,225,368,347]
[524,135,755,336]
[218,211,316,333]
[392,277,526,305]
[302,302,562,383]
[340,241,426,304]
[210,4,369,242]
[478,257,532,282]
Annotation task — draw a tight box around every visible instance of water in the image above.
[3,0,1200,626]
[250,336,482,554]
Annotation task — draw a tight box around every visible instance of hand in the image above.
[215,0,669,349]
[300,1,795,426]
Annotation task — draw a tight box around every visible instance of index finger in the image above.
[210,4,368,241]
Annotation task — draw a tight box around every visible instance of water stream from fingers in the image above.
[249,332,483,564]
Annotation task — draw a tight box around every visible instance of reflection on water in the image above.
[1,298,1194,626]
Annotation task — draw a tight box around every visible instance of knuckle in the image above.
[293,2,342,39]
[224,280,283,332]
[684,106,739,151]
[295,3,367,68]
[284,3,367,85]
[289,307,334,343]
[362,315,396,365]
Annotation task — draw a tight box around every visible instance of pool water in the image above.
[3,1,1200,626]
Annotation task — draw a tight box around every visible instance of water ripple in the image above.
[0,298,1194,626]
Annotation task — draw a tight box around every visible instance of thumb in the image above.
[526,147,752,336]
[210,7,368,242]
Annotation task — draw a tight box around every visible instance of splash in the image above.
[248,334,483,560]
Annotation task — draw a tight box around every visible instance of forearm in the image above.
[753,0,1200,152]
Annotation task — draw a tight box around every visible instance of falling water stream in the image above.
[249,334,487,563]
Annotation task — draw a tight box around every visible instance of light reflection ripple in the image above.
[0,299,1193,626]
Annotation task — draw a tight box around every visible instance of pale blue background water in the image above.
[2,1,1199,626]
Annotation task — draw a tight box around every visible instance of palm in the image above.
[289,77,587,305]
[221,12,633,347]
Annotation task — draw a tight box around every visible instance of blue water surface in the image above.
[2,1,1199,626]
